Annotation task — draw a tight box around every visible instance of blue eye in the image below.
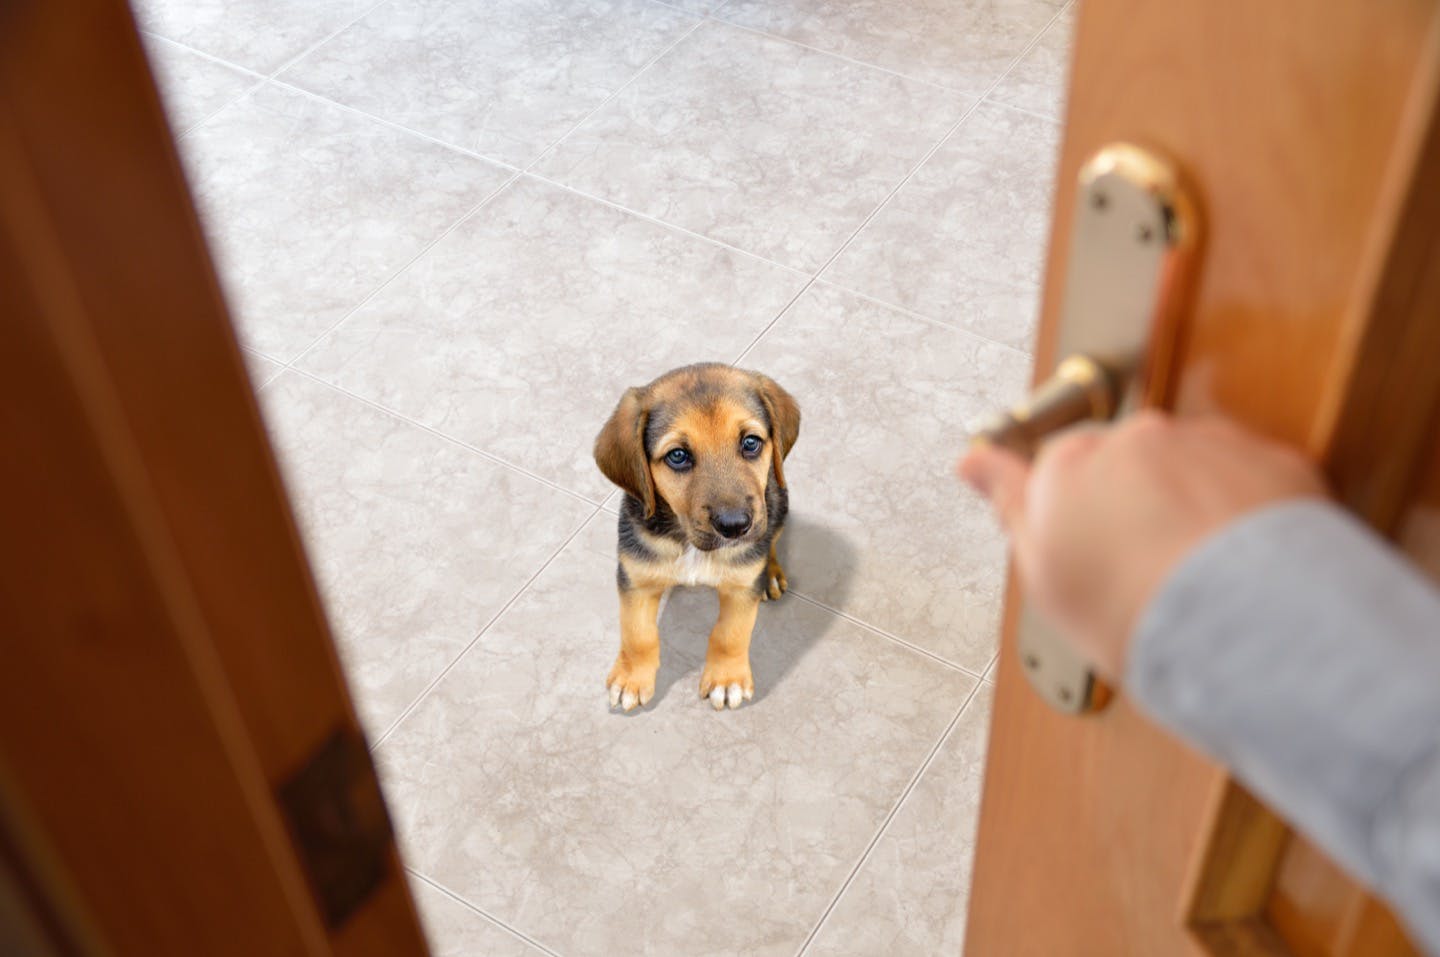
[665,448,692,470]
[740,435,763,457]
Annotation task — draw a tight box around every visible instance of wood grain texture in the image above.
[1263,7,1440,954]
[0,0,429,953]
[967,0,1438,953]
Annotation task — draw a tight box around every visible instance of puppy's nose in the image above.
[711,508,753,540]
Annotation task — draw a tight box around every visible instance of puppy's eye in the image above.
[665,448,692,470]
[740,435,763,457]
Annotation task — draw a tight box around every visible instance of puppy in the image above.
[594,363,800,712]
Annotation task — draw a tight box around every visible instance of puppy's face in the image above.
[649,392,772,551]
[595,364,800,552]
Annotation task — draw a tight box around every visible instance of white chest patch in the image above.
[674,545,725,588]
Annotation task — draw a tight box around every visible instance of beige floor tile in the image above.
[823,103,1060,351]
[716,0,1064,93]
[805,684,995,956]
[182,83,509,361]
[259,372,593,736]
[743,283,1031,671]
[990,2,1075,120]
[378,514,974,957]
[280,0,697,168]
[131,0,376,74]
[142,35,258,135]
[537,21,968,271]
[297,175,807,502]
[412,879,549,957]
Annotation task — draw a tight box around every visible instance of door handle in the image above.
[970,353,1118,459]
[970,143,1202,715]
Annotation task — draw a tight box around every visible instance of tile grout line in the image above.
[142,31,270,81]
[523,171,811,279]
[282,366,604,509]
[266,77,525,170]
[407,870,565,957]
[788,591,986,680]
[265,0,394,82]
[734,0,1071,366]
[278,168,523,373]
[978,0,1075,119]
[794,679,987,957]
[274,14,707,390]
[525,16,707,171]
[808,277,1035,359]
[155,0,393,97]
[705,16,985,100]
[730,60,993,367]
[982,96,1065,124]
[140,34,269,138]
[370,501,604,751]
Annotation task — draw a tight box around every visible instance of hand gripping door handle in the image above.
[970,143,1202,715]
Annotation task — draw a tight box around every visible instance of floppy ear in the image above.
[754,374,800,489]
[594,387,656,517]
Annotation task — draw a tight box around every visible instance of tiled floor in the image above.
[140,1,1073,953]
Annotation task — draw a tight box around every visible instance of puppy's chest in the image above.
[671,545,727,588]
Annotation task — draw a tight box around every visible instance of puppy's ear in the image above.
[753,374,800,489]
[594,387,657,517]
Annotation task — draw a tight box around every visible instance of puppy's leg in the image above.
[761,527,787,602]
[607,585,663,711]
[699,584,760,710]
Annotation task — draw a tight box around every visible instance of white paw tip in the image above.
[744,685,754,701]
[608,684,621,707]
[621,689,638,711]
[708,686,726,710]
[639,687,653,706]
[726,683,743,709]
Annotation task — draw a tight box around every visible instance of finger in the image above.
[958,442,1031,534]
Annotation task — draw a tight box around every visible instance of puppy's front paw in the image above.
[606,657,657,712]
[699,659,754,711]
[761,556,787,602]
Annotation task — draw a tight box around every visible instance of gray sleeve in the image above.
[1127,500,1440,954]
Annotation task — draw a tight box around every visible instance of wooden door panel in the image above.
[967,1,1439,953]
[0,1,431,952]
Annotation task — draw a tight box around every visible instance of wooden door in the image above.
[0,1,431,954]
[967,1,1440,954]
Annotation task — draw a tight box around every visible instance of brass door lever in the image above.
[970,354,1119,460]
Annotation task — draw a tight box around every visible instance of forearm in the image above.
[1128,500,1440,953]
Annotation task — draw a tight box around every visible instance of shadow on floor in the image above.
[642,513,858,708]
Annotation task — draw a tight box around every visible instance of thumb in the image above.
[958,441,1030,536]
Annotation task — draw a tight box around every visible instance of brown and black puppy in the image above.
[594,363,800,712]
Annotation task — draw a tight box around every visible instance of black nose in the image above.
[711,508,753,539]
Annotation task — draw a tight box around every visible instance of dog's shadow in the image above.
[643,514,858,709]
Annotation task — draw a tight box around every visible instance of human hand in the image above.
[958,411,1328,681]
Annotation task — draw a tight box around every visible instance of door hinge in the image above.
[278,726,394,928]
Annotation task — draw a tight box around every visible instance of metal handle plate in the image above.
[978,143,1201,715]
